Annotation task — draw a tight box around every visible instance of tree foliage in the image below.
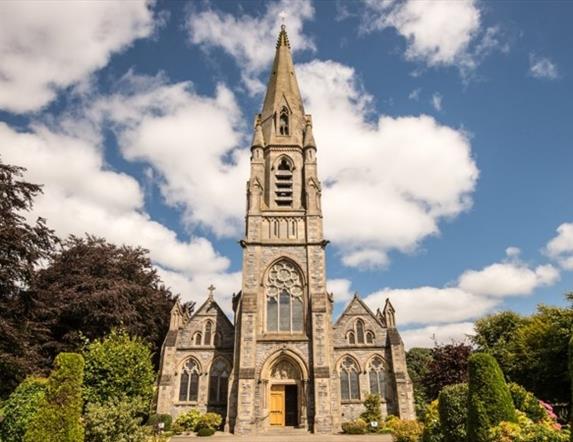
[0,161,58,397]
[31,235,175,368]
[473,304,573,404]
[421,342,472,400]
[83,329,155,406]
[0,377,47,442]
[24,353,85,442]
[406,347,433,415]
[361,393,382,430]
[467,353,516,442]
[438,383,468,442]
[84,397,148,442]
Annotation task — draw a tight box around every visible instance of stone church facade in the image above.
[156,26,416,433]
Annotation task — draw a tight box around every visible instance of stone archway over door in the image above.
[261,355,308,430]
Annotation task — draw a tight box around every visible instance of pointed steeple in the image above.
[260,25,305,146]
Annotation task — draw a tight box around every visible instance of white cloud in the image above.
[529,54,559,80]
[546,223,573,270]
[0,0,155,113]
[0,122,238,306]
[361,0,504,77]
[458,262,559,297]
[298,60,478,268]
[431,92,443,111]
[186,0,315,94]
[327,278,354,303]
[401,322,475,349]
[365,287,497,326]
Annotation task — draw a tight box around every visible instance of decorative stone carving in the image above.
[271,359,300,380]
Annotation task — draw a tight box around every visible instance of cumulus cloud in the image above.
[401,322,475,349]
[365,287,497,326]
[298,60,478,268]
[529,54,559,80]
[89,72,249,237]
[0,121,238,306]
[327,278,354,303]
[0,0,156,113]
[546,223,573,270]
[186,0,315,94]
[360,0,504,77]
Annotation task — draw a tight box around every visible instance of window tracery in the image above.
[208,358,230,404]
[339,356,360,401]
[368,356,386,399]
[265,260,303,332]
[179,359,200,402]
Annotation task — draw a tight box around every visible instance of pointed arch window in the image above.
[209,358,230,404]
[266,260,304,333]
[179,359,200,402]
[368,356,386,399]
[279,106,289,136]
[340,356,360,401]
[204,320,213,345]
[366,331,374,344]
[347,331,355,345]
[193,332,202,346]
[275,157,293,207]
[356,319,365,344]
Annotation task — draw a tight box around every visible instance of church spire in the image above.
[260,25,305,146]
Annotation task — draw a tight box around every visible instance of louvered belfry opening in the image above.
[275,158,293,207]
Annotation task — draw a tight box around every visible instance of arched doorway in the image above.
[260,352,308,430]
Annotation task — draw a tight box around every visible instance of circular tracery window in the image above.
[266,261,304,332]
[267,261,303,298]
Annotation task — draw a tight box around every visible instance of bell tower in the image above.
[228,25,338,434]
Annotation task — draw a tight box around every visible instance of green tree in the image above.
[0,160,58,397]
[84,397,148,442]
[466,353,516,442]
[31,235,175,368]
[438,383,467,442]
[406,347,433,415]
[24,353,85,442]
[83,329,155,406]
[0,377,47,442]
[360,394,382,430]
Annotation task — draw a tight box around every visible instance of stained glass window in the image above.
[179,359,200,402]
[368,356,386,399]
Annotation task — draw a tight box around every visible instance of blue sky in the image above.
[0,0,572,347]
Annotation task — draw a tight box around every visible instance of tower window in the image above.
[340,356,360,401]
[279,106,289,135]
[179,359,200,402]
[275,157,293,207]
[265,260,304,333]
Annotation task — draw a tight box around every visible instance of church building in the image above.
[156,26,416,434]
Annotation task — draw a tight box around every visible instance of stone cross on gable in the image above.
[207,284,216,297]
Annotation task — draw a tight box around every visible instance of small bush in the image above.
[197,427,215,437]
[0,377,47,442]
[508,382,547,422]
[24,353,85,442]
[438,383,468,442]
[488,411,570,442]
[147,414,172,432]
[361,394,382,431]
[174,408,202,432]
[422,400,443,442]
[196,412,222,431]
[341,418,367,434]
[467,353,516,442]
[84,397,148,442]
[385,417,423,442]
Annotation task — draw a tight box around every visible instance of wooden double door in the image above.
[270,384,298,427]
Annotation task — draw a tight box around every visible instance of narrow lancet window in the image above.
[275,157,293,207]
[279,106,289,135]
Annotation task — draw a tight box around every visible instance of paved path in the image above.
[171,432,393,441]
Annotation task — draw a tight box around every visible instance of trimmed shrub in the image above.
[508,382,547,422]
[196,412,222,431]
[422,400,443,442]
[24,353,85,442]
[438,383,468,442]
[385,417,423,442]
[83,329,155,406]
[467,353,517,442]
[341,418,367,434]
[360,394,382,431]
[147,414,172,432]
[197,427,215,437]
[570,333,573,442]
[84,397,148,442]
[174,408,202,432]
[0,377,47,442]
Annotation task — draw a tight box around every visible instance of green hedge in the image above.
[438,383,468,442]
[24,353,85,442]
[0,377,47,442]
[467,353,516,442]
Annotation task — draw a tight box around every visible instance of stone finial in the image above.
[251,118,265,148]
[276,24,290,48]
[383,298,396,328]
[303,119,316,148]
